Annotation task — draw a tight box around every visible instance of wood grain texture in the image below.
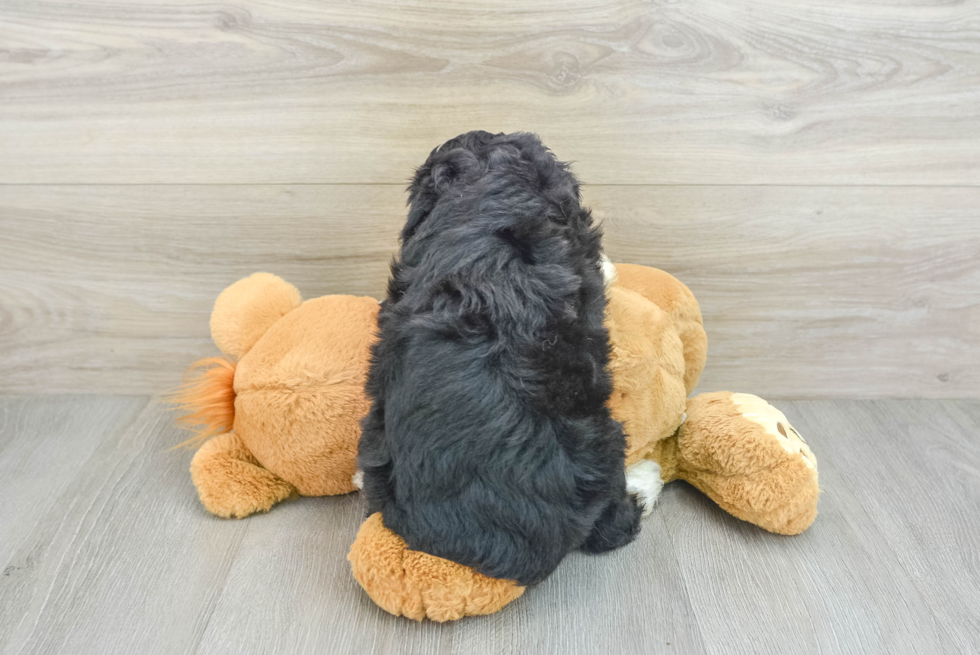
[600,185,980,399]
[2,184,977,397]
[2,397,978,654]
[0,184,402,395]
[0,398,251,655]
[1,0,978,184]
[0,396,147,570]
[663,399,973,654]
[807,399,980,652]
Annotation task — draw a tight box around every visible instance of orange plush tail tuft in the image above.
[166,357,237,449]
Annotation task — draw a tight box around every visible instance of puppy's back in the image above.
[358,132,631,586]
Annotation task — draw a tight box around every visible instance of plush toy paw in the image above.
[729,393,816,468]
[190,432,297,518]
[348,513,525,622]
[673,392,819,535]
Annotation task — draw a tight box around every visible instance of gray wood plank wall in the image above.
[2,0,978,397]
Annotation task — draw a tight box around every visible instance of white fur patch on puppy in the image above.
[625,460,664,517]
[352,470,364,490]
[600,253,618,288]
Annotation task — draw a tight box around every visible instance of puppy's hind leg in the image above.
[581,492,643,554]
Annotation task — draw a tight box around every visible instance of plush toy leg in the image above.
[190,432,297,518]
[348,513,525,622]
[655,392,820,535]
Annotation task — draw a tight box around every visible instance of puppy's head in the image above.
[402,131,595,259]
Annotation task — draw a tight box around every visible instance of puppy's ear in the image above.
[403,155,438,242]
[402,197,433,243]
[404,148,483,242]
[431,148,481,193]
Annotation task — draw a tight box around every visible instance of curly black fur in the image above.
[357,131,642,586]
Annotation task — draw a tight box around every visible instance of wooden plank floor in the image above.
[1,396,977,655]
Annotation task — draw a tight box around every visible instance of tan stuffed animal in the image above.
[173,264,819,622]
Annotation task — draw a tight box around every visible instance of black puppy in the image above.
[357,131,642,586]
